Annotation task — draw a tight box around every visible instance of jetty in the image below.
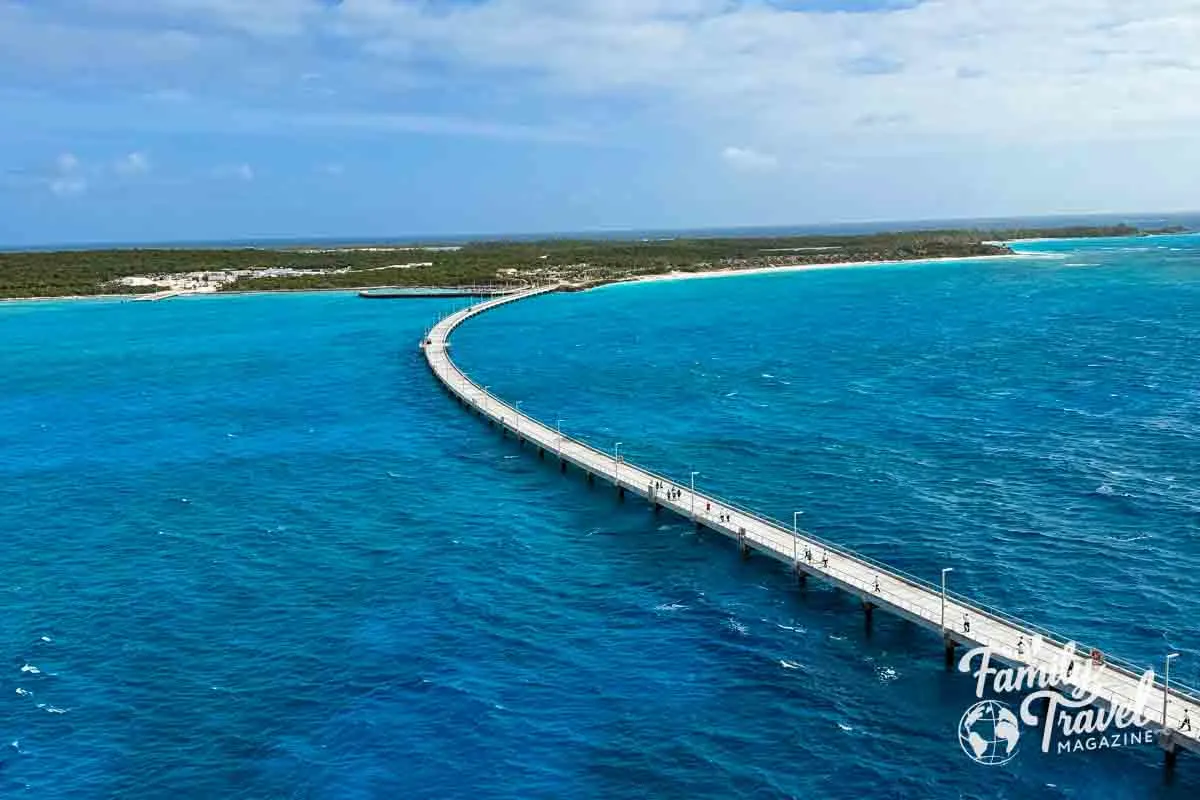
[421,286,1199,772]
[359,286,517,300]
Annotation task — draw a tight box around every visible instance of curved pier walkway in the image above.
[422,286,1199,770]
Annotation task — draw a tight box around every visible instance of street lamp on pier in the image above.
[1164,653,1181,729]
[941,567,954,634]
[792,511,803,567]
[557,418,566,457]
[515,401,523,440]
[690,471,700,520]
[614,442,623,489]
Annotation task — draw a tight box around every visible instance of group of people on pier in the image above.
[649,480,685,502]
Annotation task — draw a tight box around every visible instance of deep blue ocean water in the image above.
[2,235,1199,798]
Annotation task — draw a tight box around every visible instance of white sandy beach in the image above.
[594,253,1026,290]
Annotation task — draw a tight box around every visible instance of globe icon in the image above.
[958,700,1021,765]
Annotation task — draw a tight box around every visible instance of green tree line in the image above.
[0,225,1184,299]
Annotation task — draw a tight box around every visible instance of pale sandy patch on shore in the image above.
[593,253,1024,290]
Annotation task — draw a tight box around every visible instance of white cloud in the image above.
[114,151,151,176]
[48,152,86,196]
[322,0,1200,147]
[721,146,778,172]
[213,163,254,181]
[49,175,87,197]
[9,1,1200,213]
[79,0,322,37]
[7,2,1200,153]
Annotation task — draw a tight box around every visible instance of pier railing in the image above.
[429,290,1200,712]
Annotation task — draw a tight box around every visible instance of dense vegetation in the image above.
[0,225,1186,299]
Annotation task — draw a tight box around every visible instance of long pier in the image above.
[421,286,1199,771]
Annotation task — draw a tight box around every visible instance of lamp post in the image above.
[941,567,954,634]
[614,442,623,489]
[515,401,523,441]
[792,511,803,567]
[1164,652,1180,728]
[556,418,565,457]
[690,471,700,520]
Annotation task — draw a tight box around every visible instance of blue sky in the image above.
[2,0,1199,246]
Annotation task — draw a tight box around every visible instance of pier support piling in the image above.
[560,459,566,474]
[618,486,625,501]
[587,472,595,486]
[863,601,875,633]
[738,529,750,560]
[944,637,957,670]
[538,447,544,459]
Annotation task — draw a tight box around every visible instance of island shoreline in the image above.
[6,227,1189,303]
[583,253,1029,291]
[1,255,1031,304]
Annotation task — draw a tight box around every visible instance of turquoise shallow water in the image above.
[2,235,1199,798]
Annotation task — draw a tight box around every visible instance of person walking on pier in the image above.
[962,613,970,633]
[873,576,880,593]
[1017,636,1025,657]
[821,552,829,568]
[805,547,812,562]
[1182,710,1192,732]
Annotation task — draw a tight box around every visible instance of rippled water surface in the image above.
[3,234,1199,798]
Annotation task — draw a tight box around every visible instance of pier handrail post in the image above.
[940,567,954,634]
[690,471,700,520]
[1164,653,1180,728]
[614,442,623,488]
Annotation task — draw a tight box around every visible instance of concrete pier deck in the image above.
[421,286,1200,766]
